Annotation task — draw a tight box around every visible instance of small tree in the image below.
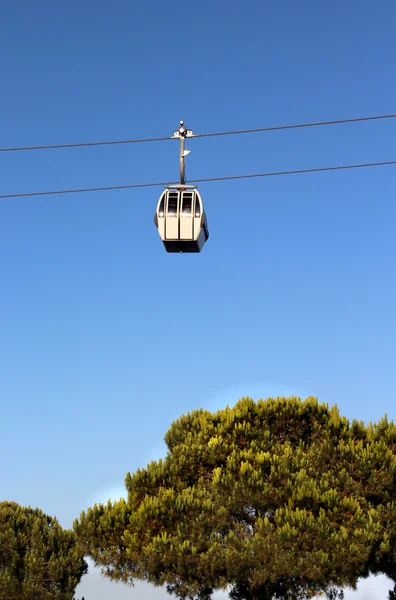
[0,501,87,600]
[75,397,396,599]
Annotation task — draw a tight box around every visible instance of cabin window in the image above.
[194,196,201,217]
[167,193,178,216]
[182,194,192,215]
[158,196,165,217]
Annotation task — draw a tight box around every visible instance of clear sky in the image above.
[1,1,395,598]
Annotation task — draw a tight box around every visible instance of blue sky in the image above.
[1,1,395,598]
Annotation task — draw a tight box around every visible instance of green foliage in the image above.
[0,501,87,600]
[74,396,396,599]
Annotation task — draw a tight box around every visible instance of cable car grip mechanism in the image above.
[172,120,194,185]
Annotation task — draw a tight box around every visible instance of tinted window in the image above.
[182,194,192,215]
[194,196,201,217]
[167,193,178,216]
[158,197,165,217]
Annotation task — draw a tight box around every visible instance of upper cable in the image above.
[1,113,395,153]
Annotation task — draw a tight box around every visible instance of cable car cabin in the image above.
[154,188,209,253]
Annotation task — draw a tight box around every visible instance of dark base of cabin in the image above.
[163,240,202,253]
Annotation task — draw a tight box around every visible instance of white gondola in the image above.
[154,121,210,253]
[154,186,209,253]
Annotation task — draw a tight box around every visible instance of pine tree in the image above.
[0,501,87,600]
[74,396,396,599]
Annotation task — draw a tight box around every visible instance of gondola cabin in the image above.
[154,187,209,253]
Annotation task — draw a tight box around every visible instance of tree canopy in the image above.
[74,396,396,599]
[0,501,87,600]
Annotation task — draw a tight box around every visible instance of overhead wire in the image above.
[1,159,395,199]
[194,113,396,139]
[1,113,395,153]
[0,135,172,153]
